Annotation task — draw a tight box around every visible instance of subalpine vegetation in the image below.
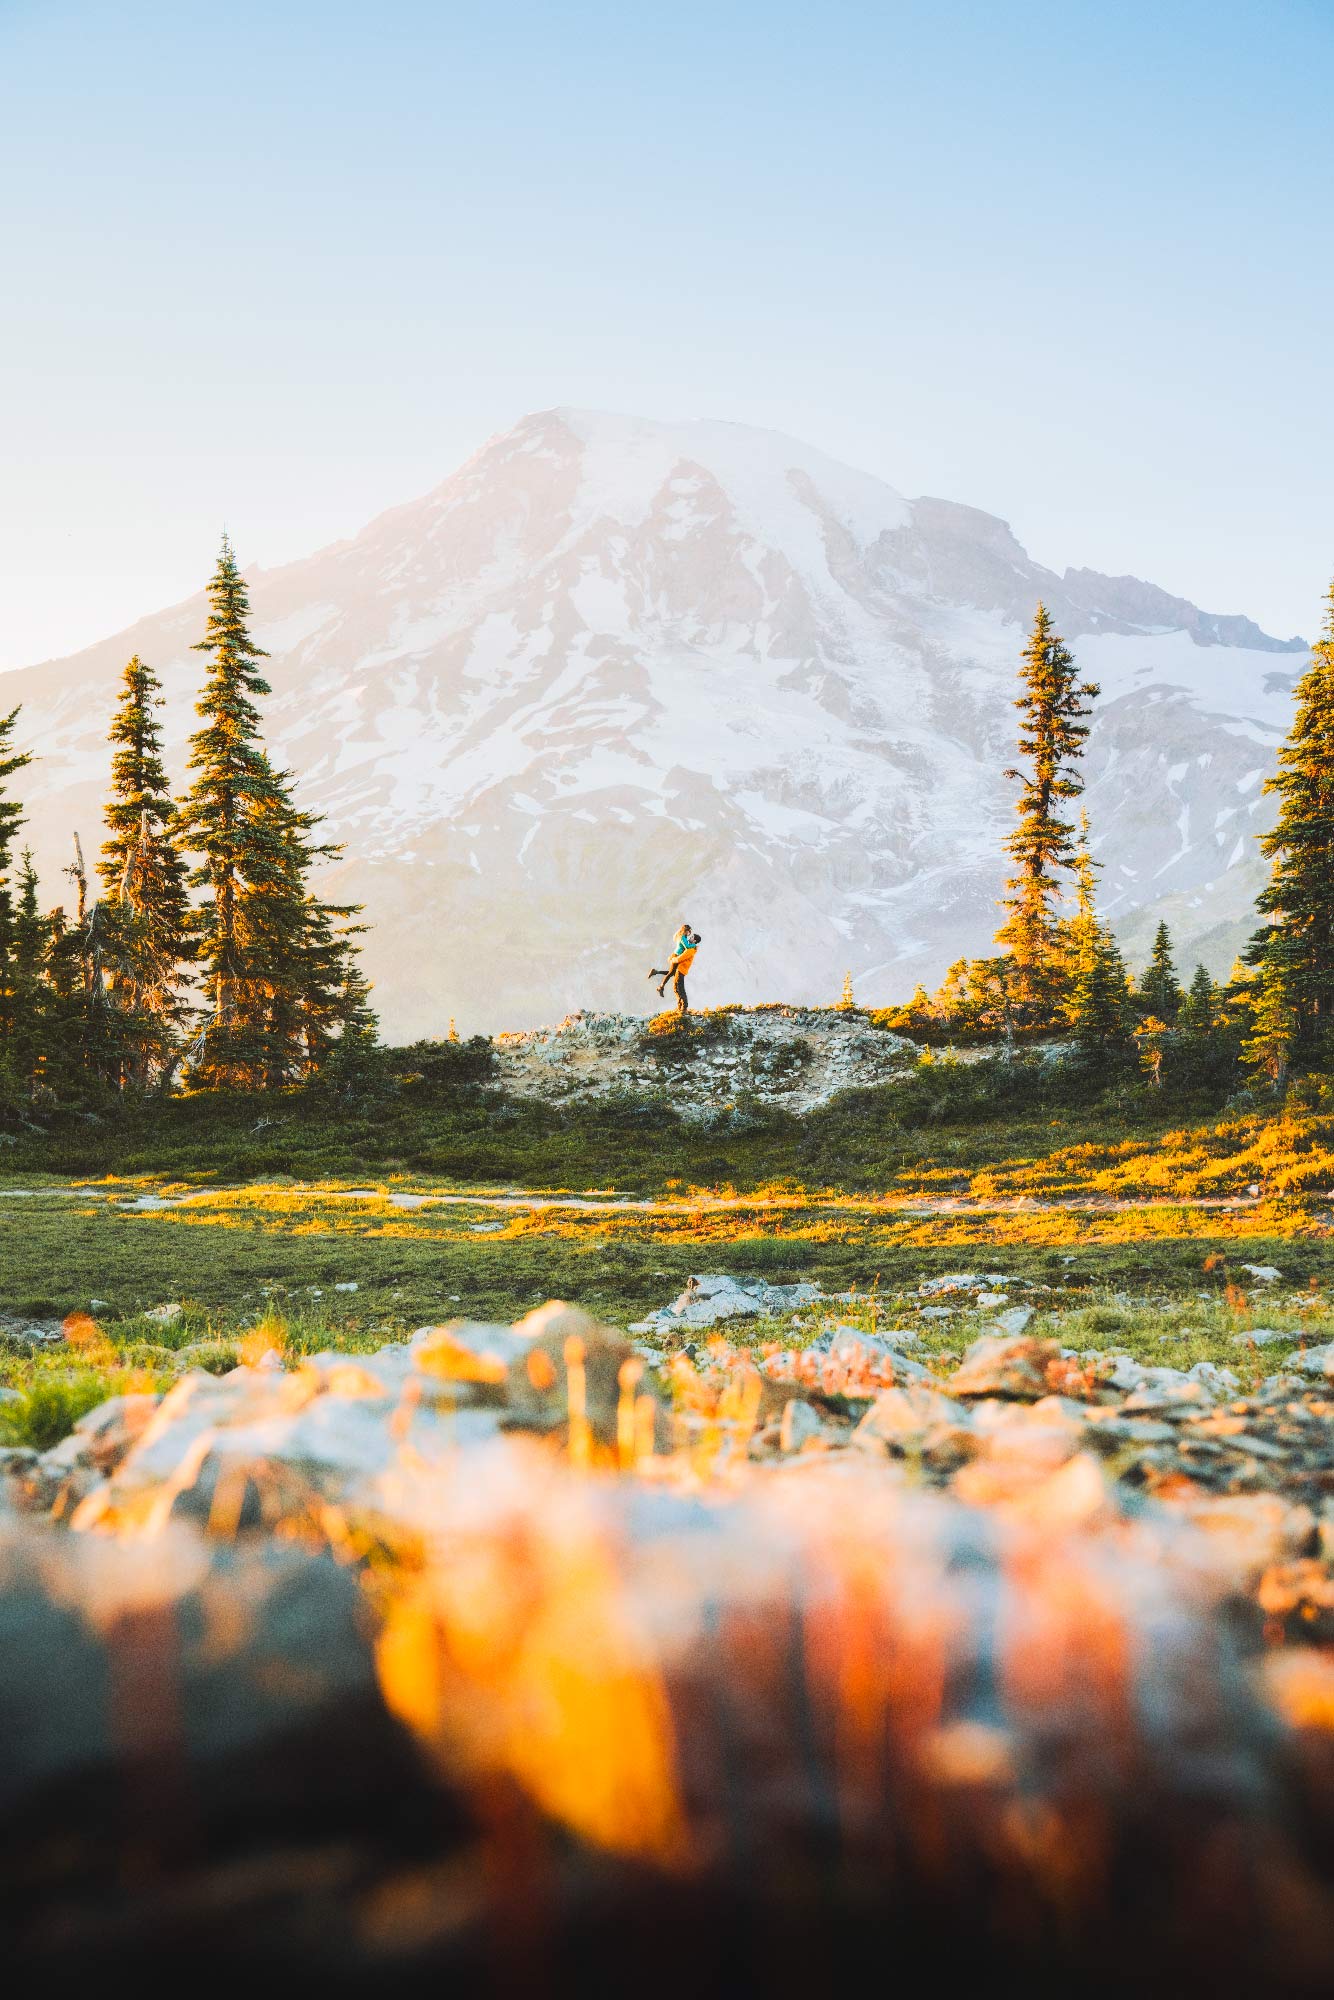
[3,570,1334,1131]
[878,588,1334,1104]
[0,540,370,1119]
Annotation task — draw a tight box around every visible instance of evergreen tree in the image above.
[42,907,79,1079]
[178,540,373,1089]
[1057,809,1102,1014]
[0,707,33,1050]
[99,654,192,1084]
[232,760,371,1087]
[1242,958,1295,1086]
[1070,923,1133,1058]
[1179,963,1219,1036]
[54,834,120,1093]
[177,537,282,1086]
[995,605,1099,1020]
[1249,579,1334,1052]
[9,850,49,1094]
[1136,920,1183,1023]
[934,954,1015,1039]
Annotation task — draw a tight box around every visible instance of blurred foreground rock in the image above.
[3,1442,1334,1992]
[3,1295,1334,1991]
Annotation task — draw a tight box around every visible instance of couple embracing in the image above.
[648,923,700,1014]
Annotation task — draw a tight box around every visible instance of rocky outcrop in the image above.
[496,1006,917,1113]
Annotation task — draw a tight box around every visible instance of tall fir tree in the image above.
[178,538,373,1089]
[177,537,282,1085]
[0,707,33,1054]
[1136,920,1183,1023]
[1249,578,1334,1053]
[100,653,192,1084]
[995,605,1099,1020]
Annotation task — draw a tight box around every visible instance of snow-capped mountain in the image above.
[2,409,1306,1039]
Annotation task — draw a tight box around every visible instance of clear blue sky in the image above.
[1,0,1329,666]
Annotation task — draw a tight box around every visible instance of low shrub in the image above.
[0,1372,121,1452]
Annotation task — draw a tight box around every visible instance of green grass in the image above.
[0,1178,1326,1347]
[2,1072,1333,1450]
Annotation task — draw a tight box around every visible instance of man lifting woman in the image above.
[649,923,701,1014]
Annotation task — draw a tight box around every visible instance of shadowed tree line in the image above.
[0,540,373,1118]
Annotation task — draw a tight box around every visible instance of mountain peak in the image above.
[1,411,1302,1037]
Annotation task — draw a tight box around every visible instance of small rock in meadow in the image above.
[1122,1376,1215,1416]
[469,1221,505,1234]
[975,1292,1008,1309]
[920,1306,954,1321]
[144,1302,183,1325]
[821,1325,918,1364]
[991,1306,1033,1337]
[1189,1360,1241,1396]
[779,1399,826,1453]
[1285,1341,1334,1379]
[949,1335,1061,1401]
[1258,1372,1309,1397]
[631,1272,821,1337]
[919,1274,986,1296]
[1083,1414,1179,1449]
[1102,1358,1235,1404]
[1242,1264,1282,1284]
[334,1282,358,1293]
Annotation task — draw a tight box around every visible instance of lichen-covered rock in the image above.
[631,1271,822,1337]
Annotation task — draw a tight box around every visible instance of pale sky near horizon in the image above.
[1,0,1330,669]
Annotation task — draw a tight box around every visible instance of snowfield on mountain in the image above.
[2,408,1304,1038]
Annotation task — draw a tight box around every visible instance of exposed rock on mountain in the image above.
[2,410,1304,1037]
[495,1005,917,1112]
